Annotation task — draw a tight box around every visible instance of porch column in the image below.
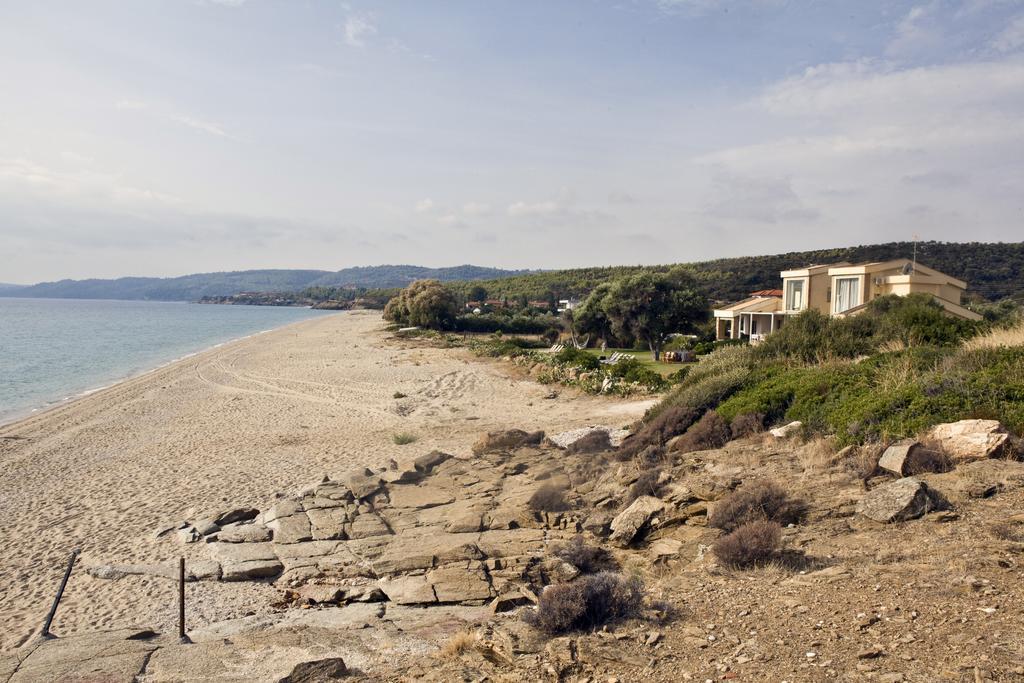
[730,316,737,339]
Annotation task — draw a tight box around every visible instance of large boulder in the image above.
[339,468,383,500]
[927,420,1010,460]
[769,421,803,439]
[856,477,948,523]
[472,429,545,455]
[414,450,452,473]
[278,658,348,682]
[609,496,665,547]
[878,439,923,476]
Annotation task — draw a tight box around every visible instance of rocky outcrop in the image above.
[472,429,544,455]
[609,496,665,547]
[856,477,948,523]
[278,658,349,682]
[927,419,1010,460]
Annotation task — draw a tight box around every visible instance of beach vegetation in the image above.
[392,432,418,445]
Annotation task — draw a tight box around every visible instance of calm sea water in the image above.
[0,298,334,425]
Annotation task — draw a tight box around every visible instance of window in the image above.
[834,277,860,313]
[785,280,804,310]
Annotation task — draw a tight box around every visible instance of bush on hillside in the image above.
[526,572,644,634]
[551,536,615,574]
[626,468,664,505]
[713,520,782,569]
[730,412,765,438]
[617,405,698,460]
[645,344,753,423]
[554,346,601,370]
[708,480,808,533]
[672,410,731,453]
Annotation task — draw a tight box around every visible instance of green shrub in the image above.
[392,432,418,445]
[554,346,601,370]
[645,344,753,422]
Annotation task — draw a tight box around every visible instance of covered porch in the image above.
[713,294,785,342]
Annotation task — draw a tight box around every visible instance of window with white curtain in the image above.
[834,277,860,313]
[785,280,804,310]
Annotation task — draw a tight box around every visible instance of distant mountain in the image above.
[3,265,533,301]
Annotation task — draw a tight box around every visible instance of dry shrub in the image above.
[990,522,1023,542]
[529,485,571,512]
[567,430,612,455]
[526,572,644,634]
[617,405,698,460]
[438,630,478,659]
[730,412,765,439]
[713,520,782,569]
[551,536,615,574]
[708,480,807,532]
[672,410,731,454]
[625,468,664,505]
[847,442,884,483]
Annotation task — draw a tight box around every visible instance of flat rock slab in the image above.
[340,468,382,500]
[9,629,161,683]
[378,575,438,604]
[387,485,456,509]
[857,477,948,523]
[215,524,273,544]
[210,542,283,581]
[268,512,313,544]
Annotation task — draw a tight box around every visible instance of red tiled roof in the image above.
[750,289,783,297]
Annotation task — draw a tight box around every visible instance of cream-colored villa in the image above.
[713,258,982,341]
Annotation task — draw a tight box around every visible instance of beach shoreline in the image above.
[0,313,337,430]
[0,311,654,651]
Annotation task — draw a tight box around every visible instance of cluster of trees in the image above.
[382,279,459,329]
[572,268,708,359]
[388,270,711,360]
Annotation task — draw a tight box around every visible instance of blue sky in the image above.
[1,0,1022,282]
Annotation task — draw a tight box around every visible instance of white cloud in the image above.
[887,4,944,58]
[344,14,377,47]
[169,114,230,138]
[507,200,560,216]
[462,201,492,215]
[993,15,1024,52]
[414,198,434,213]
[115,100,148,110]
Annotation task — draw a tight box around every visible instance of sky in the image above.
[1,0,1023,283]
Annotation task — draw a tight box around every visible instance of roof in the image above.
[714,295,784,317]
[750,289,783,297]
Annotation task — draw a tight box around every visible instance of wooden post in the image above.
[42,549,80,639]
[178,558,191,644]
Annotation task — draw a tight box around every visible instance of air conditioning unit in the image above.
[873,277,884,286]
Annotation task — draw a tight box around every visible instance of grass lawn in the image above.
[579,347,685,378]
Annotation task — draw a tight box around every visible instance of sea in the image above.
[0,298,334,425]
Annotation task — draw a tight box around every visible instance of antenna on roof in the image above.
[911,233,919,271]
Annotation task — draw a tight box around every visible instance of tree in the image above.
[575,282,615,347]
[383,279,458,330]
[598,271,707,360]
[468,285,488,303]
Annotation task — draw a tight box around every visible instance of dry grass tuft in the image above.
[392,432,418,445]
[796,436,835,475]
[963,321,1024,351]
[551,535,615,574]
[713,520,782,569]
[625,468,664,505]
[438,630,479,659]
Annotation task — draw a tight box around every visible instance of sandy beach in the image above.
[0,311,653,651]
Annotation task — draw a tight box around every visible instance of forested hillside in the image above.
[445,242,1024,304]
[3,265,530,301]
